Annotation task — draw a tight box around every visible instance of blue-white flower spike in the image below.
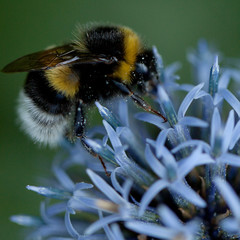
[26,185,71,200]
[103,120,154,187]
[95,101,121,129]
[125,221,177,240]
[87,169,126,205]
[209,55,219,98]
[158,85,178,127]
[178,83,205,119]
[10,215,43,227]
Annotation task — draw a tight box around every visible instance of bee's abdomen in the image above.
[18,71,72,146]
[24,71,71,115]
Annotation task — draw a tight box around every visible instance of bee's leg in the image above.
[81,138,110,177]
[74,101,110,176]
[74,99,86,138]
[113,80,167,122]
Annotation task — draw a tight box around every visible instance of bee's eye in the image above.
[135,63,148,75]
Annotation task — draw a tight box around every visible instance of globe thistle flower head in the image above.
[11,42,240,240]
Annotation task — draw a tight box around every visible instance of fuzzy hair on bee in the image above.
[2,24,166,147]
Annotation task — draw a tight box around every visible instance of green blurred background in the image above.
[1,0,240,239]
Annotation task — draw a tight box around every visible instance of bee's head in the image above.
[134,48,159,94]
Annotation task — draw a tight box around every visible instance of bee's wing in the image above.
[2,44,117,73]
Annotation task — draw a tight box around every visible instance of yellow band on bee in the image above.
[112,27,142,84]
[45,66,80,98]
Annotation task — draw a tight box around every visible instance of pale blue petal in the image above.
[222,110,234,153]
[10,215,43,227]
[229,120,240,150]
[157,86,178,126]
[178,116,208,127]
[111,224,125,240]
[195,90,208,99]
[218,153,240,167]
[178,147,214,179]
[125,221,177,239]
[145,144,166,178]
[82,138,117,165]
[161,147,178,169]
[53,163,75,191]
[26,185,71,200]
[98,211,115,240]
[214,177,240,219]
[179,84,194,92]
[171,140,211,154]
[218,88,240,117]
[85,213,123,235]
[95,102,121,129]
[139,179,169,216]
[40,201,58,224]
[135,112,167,129]
[152,46,165,82]
[158,205,182,229]
[73,197,113,213]
[213,92,223,105]
[43,202,67,217]
[218,71,231,89]
[122,179,133,201]
[102,135,108,146]
[170,181,206,208]
[118,100,129,127]
[68,198,96,214]
[146,138,156,148]
[155,128,172,158]
[65,210,80,239]
[48,238,74,240]
[103,121,126,157]
[221,217,240,233]
[178,83,204,119]
[211,108,221,147]
[110,167,125,194]
[87,169,126,205]
[74,182,93,191]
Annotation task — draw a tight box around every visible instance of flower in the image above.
[12,42,240,240]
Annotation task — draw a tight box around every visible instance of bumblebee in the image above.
[2,24,166,147]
